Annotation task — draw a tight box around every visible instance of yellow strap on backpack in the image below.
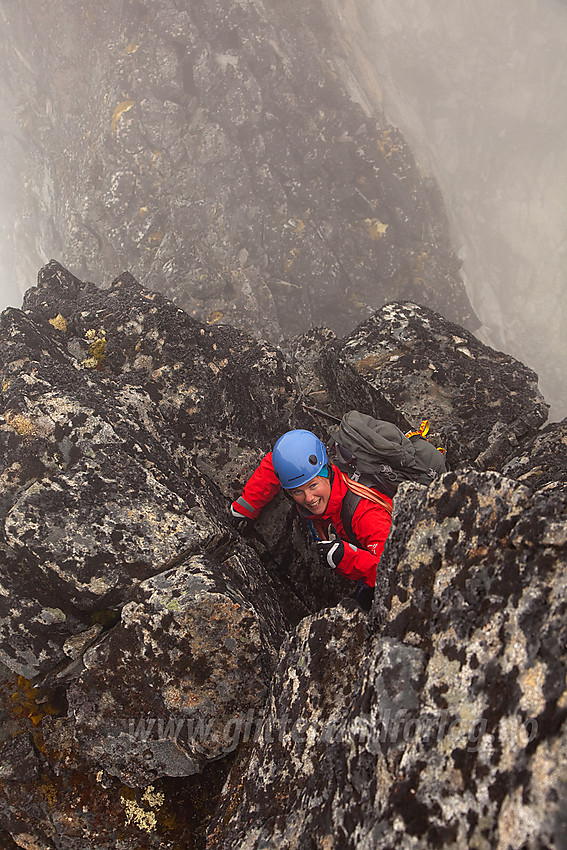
[405,419,447,454]
[405,419,430,439]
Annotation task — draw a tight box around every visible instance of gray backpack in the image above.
[331,410,448,500]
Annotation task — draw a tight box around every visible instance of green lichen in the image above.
[89,609,120,628]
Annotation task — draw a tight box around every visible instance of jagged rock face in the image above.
[20,261,298,484]
[0,261,306,677]
[208,471,567,849]
[0,261,563,848]
[68,550,287,787]
[502,418,567,495]
[0,262,309,847]
[0,714,228,849]
[1,0,477,341]
[339,301,548,468]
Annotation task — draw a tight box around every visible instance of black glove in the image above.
[316,538,345,570]
[229,504,253,535]
[351,580,375,612]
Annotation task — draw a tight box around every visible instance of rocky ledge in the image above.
[0,261,564,849]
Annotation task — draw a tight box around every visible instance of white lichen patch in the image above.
[466,613,505,667]
[407,516,462,570]
[498,714,529,771]
[433,559,462,597]
[215,52,239,71]
[496,785,541,850]
[518,661,547,717]
[34,607,66,625]
[543,521,567,546]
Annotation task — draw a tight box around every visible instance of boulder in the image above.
[4,446,226,613]
[338,302,549,468]
[67,549,288,787]
[502,418,567,494]
[208,471,567,849]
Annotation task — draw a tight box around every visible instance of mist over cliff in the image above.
[323,0,567,419]
[0,0,565,417]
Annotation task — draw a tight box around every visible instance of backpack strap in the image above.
[405,419,431,439]
[338,469,392,548]
[405,419,447,456]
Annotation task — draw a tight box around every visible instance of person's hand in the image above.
[316,538,345,570]
[351,580,375,611]
[229,504,253,534]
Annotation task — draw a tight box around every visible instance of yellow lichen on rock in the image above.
[121,797,157,832]
[5,412,37,437]
[364,218,388,241]
[143,785,165,809]
[111,100,136,136]
[83,328,107,370]
[48,314,68,332]
[376,128,404,159]
[120,785,164,833]
[10,676,60,726]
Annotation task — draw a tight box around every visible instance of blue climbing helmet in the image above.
[272,429,328,489]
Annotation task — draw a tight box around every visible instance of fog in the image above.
[0,0,566,418]
[324,0,567,419]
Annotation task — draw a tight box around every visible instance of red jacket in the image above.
[231,454,392,587]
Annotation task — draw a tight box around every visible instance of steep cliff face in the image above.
[0,0,476,342]
[319,0,567,421]
[209,474,567,848]
[0,262,564,849]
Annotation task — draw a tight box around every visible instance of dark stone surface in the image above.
[208,471,567,849]
[338,301,549,468]
[1,0,478,344]
[0,262,563,848]
[502,418,567,494]
[68,550,287,787]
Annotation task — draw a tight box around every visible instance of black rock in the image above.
[0,262,563,849]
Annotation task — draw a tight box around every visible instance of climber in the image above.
[229,429,393,607]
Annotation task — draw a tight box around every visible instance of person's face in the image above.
[288,475,331,515]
